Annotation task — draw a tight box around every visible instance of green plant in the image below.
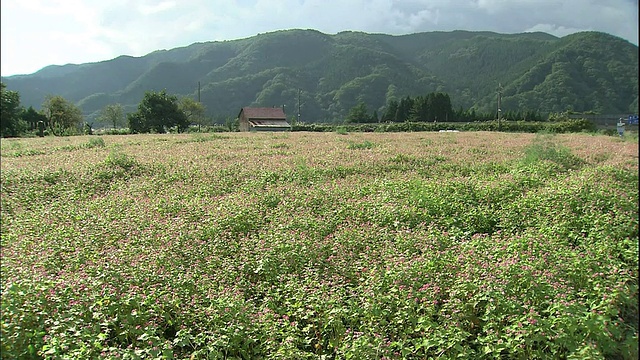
[85,137,106,148]
[179,133,229,143]
[335,126,349,135]
[521,135,585,170]
[104,150,137,170]
[1,132,637,359]
[347,140,374,149]
[271,142,289,149]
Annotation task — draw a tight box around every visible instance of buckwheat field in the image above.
[1,131,638,359]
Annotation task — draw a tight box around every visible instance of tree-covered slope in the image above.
[494,32,639,114]
[2,29,637,125]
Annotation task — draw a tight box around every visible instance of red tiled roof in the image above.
[240,107,286,120]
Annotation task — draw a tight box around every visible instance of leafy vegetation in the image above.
[1,82,25,137]
[179,97,207,132]
[1,29,637,126]
[292,118,597,133]
[1,132,637,359]
[41,95,85,136]
[97,103,126,130]
[1,84,206,138]
[128,90,189,134]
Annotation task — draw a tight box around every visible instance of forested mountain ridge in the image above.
[2,29,637,125]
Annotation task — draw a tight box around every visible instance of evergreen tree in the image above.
[432,92,453,122]
[395,96,414,122]
[382,100,398,122]
[409,95,428,122]
[371,109,379,123]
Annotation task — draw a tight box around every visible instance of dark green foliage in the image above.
[1,82,26,137]
[127,112,148,134]
[20,106,48,131]
[494,32,639,115]
[395,96,414,122]
[345,101,372,123]
[128,90,188,133]
[1,30,637,124]
[408,92,454,122]
[293,119,596,133]
[41,95,84,135]
[382,99,398,122]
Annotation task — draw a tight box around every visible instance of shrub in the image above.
[335,126,349,135]
[521,134,585,170]
[85,137,105,148]
[347,140,375,149]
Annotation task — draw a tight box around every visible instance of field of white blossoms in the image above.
[1,131,638,359]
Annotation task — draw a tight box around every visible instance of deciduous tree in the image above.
[179,97,206,131]
[41,95,83,135]
[21,106,47,130]
[129,90,188,133]
[99,103,125,129]
[1,82,24,137]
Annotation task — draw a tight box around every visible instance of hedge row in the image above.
[291,119,597,133]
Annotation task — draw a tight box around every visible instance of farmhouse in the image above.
[238,107,291,132]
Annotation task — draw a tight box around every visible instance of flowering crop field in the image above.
[1,131,638,359]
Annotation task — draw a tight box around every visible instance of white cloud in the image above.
[1,0,638,76]
[525,24,590,39]
[137,1,177,15]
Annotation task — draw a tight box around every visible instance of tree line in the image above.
[2,82,86,137]
[345,91,544,124]
[1,83,205,137]
[1,82,551,138]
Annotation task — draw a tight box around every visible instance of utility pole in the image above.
[198,81,201,103]
[496,83,503,131]
[297,88,301,124]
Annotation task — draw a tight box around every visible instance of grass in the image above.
[522,133,586,170]
[1,131,638,359]
[347,140,375,150]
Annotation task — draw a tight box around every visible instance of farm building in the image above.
[238,107,291,132]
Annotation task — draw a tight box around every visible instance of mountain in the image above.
[2,29,638,126]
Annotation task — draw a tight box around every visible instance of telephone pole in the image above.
[496,83,503,131]
[198,81,201,103]
[297,88,301,124]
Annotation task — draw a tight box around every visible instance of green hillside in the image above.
[2,29,638,126]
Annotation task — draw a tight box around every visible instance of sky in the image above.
[1,0,638,77]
